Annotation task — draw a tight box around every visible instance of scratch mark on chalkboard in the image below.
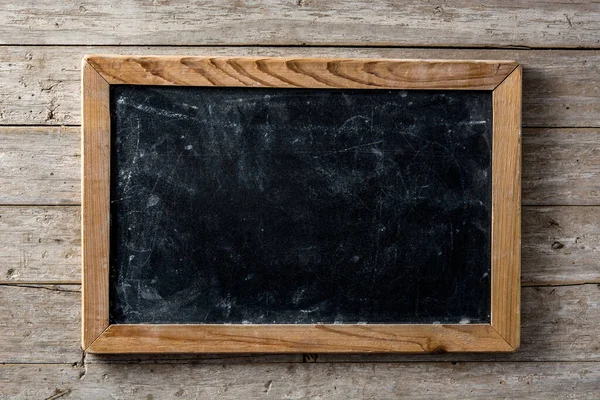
[124,242,152,253]
[219,295,235,318]
[146,194,160,208]
[140,284,163,301]
[181,103,200,110]
[338,114,369,129]
[300,304,322,314]
[370,107,375,136]
[460,120,487,126]
[117,97,190,120]
[148,171,163,197]
[292,288,306,305]
[324,140,383,155]
[138,210,164,269]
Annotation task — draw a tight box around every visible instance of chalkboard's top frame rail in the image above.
[83,55,518,90]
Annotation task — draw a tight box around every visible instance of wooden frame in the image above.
[82,56,521,353]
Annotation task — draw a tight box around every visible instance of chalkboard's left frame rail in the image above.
[82,55,521,353]
[82,60,111,350]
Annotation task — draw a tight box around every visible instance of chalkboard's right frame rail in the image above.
[491,65,522,351]
[82,56,521,353]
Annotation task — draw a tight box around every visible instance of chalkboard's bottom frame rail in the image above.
[85,323,515,354]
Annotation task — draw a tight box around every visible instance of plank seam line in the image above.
[0,281,81,285]
[521,204,600,207]
[0,204,82,207]
[2,360,600,366]
[522,281,600,288]
[0,43,599,51]
[0,124,82,128]
[0,283,79,293]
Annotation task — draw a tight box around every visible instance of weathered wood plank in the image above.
[2,284,599,363]
[2,204,598,285]
[0,284,82,364]
[0,206,80,283]
[3,127,599,206]
[523,129,600,206]
[1,46,599,127]
[1,362,599,399]
[0,1,599,48]
[522,207,600,286]
[0,126,80,205]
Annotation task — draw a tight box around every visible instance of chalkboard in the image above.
[109,85,492,325]
[82,57,521,353]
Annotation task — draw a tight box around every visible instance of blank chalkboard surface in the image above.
[109,86,492,325]
[82,56,521,353]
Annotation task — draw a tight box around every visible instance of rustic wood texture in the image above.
[523,128,600,206]
[2,127,599,207]
[2,47,599,127]
[0,206,80,283]
[1,362,600,400]
[88,324,512,354]
[85,55,517,89]
[0,284,81,364]
[3,285,599,364]
[491,68,522,349]
[81,61,110,349]
[522,207,600,285]
[0,126,80,205]
[1,1,599,48]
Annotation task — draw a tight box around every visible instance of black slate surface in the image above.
[109,85,492,325]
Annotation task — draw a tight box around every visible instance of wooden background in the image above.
[1,1,599,398]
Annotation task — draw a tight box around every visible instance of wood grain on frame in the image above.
[87,324,514,354]
[81,56,521,353]
[84,56,518,90]
[81,60,111,349]
[491,67,523,350]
